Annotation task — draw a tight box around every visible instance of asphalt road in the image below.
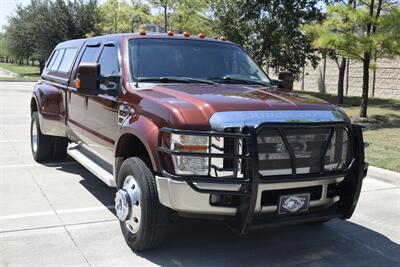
[0,82,399,267]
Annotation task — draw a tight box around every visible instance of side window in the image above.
[49,49,65,71]
[98,45,120,77]
[46,50,59,70]
[80,46,99,63]
[57,48,78,72]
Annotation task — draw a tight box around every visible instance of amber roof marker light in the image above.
[219,36,227,41]
[139,29,146,36]
[183,31,190,37]
[167,31,174,36]
[198,32,205,39]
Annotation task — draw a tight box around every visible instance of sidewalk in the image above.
[368,166,400,186]
[0,67,16,78]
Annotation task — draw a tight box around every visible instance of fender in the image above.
[32,81,67,137]
[115,114,161,173]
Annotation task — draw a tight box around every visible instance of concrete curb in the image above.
[0,79,38,82]
[367,166,400,185]
[0,66,21,77]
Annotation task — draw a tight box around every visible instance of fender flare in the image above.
[114,114,161,173]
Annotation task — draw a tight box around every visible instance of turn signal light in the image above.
[75,78,81,89]
[198,32,205,38]
[167,31,174,36]
[139,29,146,36]
[183,31,190,37]
[175,144,208,153]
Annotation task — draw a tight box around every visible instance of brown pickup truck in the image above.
[30,32,368,251]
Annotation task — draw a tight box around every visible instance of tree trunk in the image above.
[39,59,45,73]
[164,5,168,32]
[337,58,346,105]
[360,52,370,118]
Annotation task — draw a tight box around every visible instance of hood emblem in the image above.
[275,139,307,153]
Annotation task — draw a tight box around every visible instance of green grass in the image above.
[0,63,41,80]
[298,91,400,172]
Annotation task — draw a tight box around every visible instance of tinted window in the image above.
[129,39,269,84]
[80,46,99,63]
[50,49,65,71]
[99,45,119,76]
[46,50,59,70]
[57,48,78,72]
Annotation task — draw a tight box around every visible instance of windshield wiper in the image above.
[138,76,217,85]
[206,76,269,86]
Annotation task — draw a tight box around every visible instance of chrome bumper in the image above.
[155,175,344,216]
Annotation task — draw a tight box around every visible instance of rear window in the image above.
[47,50,60,70]
[57,48,78,72]
[49,49,64,71]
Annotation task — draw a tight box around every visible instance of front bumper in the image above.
[156,122,367,233]
[156,175,344,216]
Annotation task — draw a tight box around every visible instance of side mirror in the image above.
[76,63,100,95]
[277,71,294,91]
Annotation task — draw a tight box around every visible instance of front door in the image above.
[83,43,121,165]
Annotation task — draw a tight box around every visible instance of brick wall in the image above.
[275,57,400,99]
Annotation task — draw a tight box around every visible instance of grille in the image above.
[257,127,350,177]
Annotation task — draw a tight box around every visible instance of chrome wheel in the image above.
[31,119,38,153]
[115,175,142,234]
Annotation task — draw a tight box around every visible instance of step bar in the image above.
[67,145,116,187]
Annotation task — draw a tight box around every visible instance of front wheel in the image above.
[115,157,168,251]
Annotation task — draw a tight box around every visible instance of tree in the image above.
[211,0,324,78]
[149,0,171,32]
[304,0,356,105]
[150,0,212,34]
[99,0,151,33]
[0,33,11,63]
[168,0,212,34]
[5,0,101,72]
[303,1,400,118]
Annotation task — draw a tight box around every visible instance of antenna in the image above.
[135,41,140,88]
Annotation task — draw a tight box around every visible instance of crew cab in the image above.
[30,31,368,251]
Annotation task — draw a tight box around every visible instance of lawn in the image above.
[0,62,41,81]
[299,91,400,172]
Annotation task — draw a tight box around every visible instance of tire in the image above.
[31,112,69,162]
[116,157,168,251]
[31,111,53,162]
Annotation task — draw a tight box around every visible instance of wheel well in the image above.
[115,134,153,176]
[31,98,38,114]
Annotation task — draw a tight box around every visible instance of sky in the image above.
[0,0,31,32]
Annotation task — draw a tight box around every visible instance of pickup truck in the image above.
[30,31,368,251]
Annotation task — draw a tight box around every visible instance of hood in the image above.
[136,83,343,129]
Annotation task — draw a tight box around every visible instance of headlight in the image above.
[170,134,209,175]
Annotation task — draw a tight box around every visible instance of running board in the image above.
[67,145,116,187]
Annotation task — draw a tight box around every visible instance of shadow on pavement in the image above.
[139,219,400,267]
[52,158,400,267]
[52,157,116,212]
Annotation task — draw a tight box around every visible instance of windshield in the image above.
[129,39,270,85]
